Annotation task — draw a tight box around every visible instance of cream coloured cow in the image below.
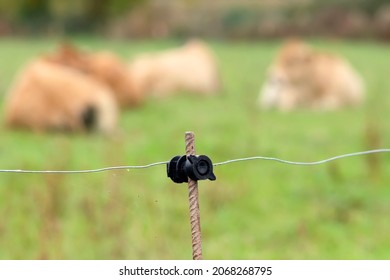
[259,40,364,111]
[128,39,221,97]
[4,59,118,133]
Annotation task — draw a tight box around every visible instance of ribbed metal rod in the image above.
[185,131,203,260]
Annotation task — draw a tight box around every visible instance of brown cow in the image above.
[45,44,142,108]
[259,40,364,111]
[4,59,118,133]
[128,39,221,97]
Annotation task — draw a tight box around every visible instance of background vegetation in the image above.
[0,37,389,259]
[0,0,390,40]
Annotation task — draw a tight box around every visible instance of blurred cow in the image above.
[45,44,142,108]
[259,39,364,111]
[4,59,118,133]
[128,39,221,97]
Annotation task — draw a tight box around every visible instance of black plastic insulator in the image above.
[167,155,216,183]
[167,155,187,183]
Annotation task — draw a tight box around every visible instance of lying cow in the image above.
[128,39,221,97]
[45,44,142,108]
[4,59,118,133]
[259,40,364,111]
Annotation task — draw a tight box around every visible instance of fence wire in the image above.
[213,149,390,166]
[0,161,168,174]
[0,149,389,174]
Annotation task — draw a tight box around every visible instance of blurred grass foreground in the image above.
[0,0,389,260]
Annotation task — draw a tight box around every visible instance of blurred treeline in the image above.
[0,0,389,40]
[0,0,144,34]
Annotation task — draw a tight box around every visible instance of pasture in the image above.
[0,37,389,259]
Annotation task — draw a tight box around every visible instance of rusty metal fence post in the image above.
[185,131,203,260]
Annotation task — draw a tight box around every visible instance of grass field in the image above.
[0,37,389,259]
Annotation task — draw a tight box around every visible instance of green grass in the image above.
[0,37,389,259]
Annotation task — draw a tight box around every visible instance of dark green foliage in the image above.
[0,0,148,34]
